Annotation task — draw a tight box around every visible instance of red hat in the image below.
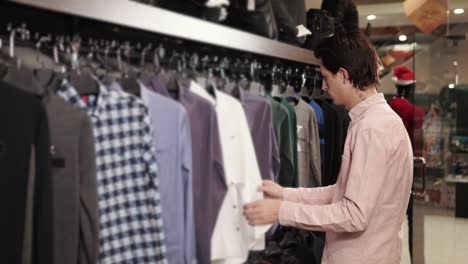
[392,66,416,85]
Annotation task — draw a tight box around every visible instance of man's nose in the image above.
[322,80,328,91]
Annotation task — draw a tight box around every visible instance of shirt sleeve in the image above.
[278,111,294,187]
[414,106,425,130]
[78,113,99,263]
[308,108,321,187]
[211,110,227,190]
[266,103,280,181]
[140,104,168,257]
[283,185,336,205]
[279,128,389,233]
[181,112,197,264]
[271,124,280,182]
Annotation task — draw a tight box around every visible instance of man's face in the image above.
[320,65,352,106]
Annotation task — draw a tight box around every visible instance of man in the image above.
[243,31,414,263]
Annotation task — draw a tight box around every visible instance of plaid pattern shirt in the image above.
[58,83,167,263]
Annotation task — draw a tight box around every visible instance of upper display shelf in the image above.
[10,0,320,65]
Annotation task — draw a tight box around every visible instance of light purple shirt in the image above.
[279,94,413,264]
[140,83,197,264]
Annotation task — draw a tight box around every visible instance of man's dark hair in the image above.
[314,30,381,91]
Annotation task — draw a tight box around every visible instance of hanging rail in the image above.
[9,0,320,65]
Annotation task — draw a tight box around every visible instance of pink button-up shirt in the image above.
[279,93,413,264]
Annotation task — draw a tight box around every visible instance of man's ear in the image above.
[339,68,350,85]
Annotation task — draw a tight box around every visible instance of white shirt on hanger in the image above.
[192,86,270,264]
[190,80,216,105]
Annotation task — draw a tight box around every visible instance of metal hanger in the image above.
[280,66,300,104]
[1,24,61,96]
[0,22,30,69]
[67,38,100,95]
[136,43,156,85]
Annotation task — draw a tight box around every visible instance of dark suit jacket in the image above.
[0,81,53,264]
[315,98,350,186]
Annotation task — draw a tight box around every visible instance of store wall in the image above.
[305,0,321,9]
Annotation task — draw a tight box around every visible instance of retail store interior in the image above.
[1,0,467,263]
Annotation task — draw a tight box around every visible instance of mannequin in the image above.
[389,66,425,151]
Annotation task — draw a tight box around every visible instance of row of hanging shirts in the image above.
[0,23,334,264]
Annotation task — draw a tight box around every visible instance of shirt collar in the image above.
[249,82,264,96]
[59,79,109,117]
[348,93,386,121]
[236,87,246,105]
[148,74,195,104]
[190,80,216,105]
[108,80,123,92]
[148,75,170,97]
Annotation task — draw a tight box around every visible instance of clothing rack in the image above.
[8,0,320,65]
[1,0,324,88]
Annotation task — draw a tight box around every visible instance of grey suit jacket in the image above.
[45,94,99,264]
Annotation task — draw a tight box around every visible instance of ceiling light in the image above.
[367,15,376,21]
[454,8,464,15]
[449,83,455,89]
[399,35,407,42]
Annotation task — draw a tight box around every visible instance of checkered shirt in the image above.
[58,83,167,263]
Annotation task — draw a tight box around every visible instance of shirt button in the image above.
[50,145,56,155]
[233,205,237,209]
[236,227,240,231]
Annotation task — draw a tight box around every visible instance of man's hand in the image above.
[243,199,282,226]
[258,180,284,200]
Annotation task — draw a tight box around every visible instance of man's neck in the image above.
[346,87,378,110]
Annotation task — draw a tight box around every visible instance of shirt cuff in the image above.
[279,201,298,227]
[283,188,301,203]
